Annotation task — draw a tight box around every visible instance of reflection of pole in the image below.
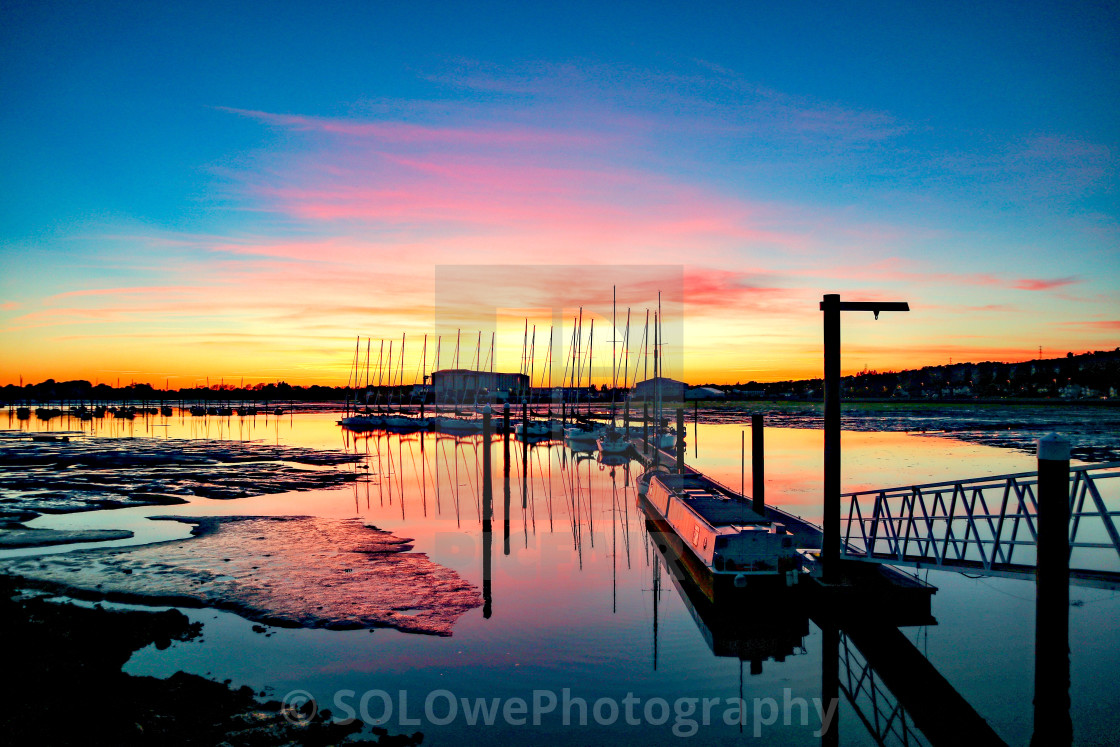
[522,400,529,509]
[822,293,841,581]
[482,406,493,619]
[752,413,765,515]
[652,550,660,671]
[642,401,649,454]
[676,407,685,473]
[503,402,510,476]
[821,619,839,747]
[1031,433,1072,747]
[504,432,511,557]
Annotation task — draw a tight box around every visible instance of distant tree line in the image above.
[1,380,376,406]
[6,348,1119,405]
[701,348,1120,401]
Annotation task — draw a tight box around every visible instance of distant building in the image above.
[686,386,726,400]
[631,377,686,401]
[430,369,529,403]
[530,386,596,403]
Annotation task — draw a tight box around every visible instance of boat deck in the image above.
[652,473,769,526]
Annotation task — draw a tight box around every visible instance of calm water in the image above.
[6,410,1120,745]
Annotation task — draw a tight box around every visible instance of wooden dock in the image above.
[628,432,936,624]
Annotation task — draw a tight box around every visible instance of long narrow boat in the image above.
[638,469,800,602]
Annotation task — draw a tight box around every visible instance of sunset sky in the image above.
[2,1,1117,387]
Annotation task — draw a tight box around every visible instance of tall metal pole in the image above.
[819,295,908,581]
[822,293,841,580]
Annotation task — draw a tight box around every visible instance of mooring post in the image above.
[676,407,685,473]
[752,412,765,515]
[1031,432,1072,747]
[822,294,841,581]
[624,398,630,437]
[642,401,649,454]
[502,402,511,477]
[481,406,493,618]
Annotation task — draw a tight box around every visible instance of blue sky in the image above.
[1,0,1117,384]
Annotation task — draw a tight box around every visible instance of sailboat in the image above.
[597,287,630,457]
[564,311,604,446]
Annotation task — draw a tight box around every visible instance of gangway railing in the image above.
[839,630,927,747]
[840,462,1120,586]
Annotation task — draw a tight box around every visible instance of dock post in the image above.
[1031,433,1072,747]
[624,398,630,437]
[676,407,685,473]
[822,293,841,581]
[752,412,765,514]
[642,401,649,454]
[503,402,511,477]
[481,406,493,618]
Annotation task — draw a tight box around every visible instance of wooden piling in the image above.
[1031,432,1072,747]
[752,412,765,514]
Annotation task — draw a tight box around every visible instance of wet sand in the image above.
[2,515,481,635]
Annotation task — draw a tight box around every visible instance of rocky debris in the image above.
[697,402,1120,462]
[0,433,362,528]
[0,527,134,548]
[3,516,482,636]
[0,575,420,745]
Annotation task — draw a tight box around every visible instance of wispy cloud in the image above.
[1011,276,1080,291]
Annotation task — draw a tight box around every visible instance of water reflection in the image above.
[4,411,1110,744]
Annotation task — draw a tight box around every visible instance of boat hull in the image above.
[638,491,796,604]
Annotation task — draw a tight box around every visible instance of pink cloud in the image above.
[1055,320,1120,330]
[1011,276,1080,291]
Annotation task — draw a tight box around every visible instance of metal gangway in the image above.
[840,462,1120,587]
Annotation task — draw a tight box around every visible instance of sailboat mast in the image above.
[624,308,631,389]
[587,318,594,416]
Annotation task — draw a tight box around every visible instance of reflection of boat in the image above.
[638,470,800,601]
[597,453,630,468]
[649,521,808,666]
[597,427,630,456]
